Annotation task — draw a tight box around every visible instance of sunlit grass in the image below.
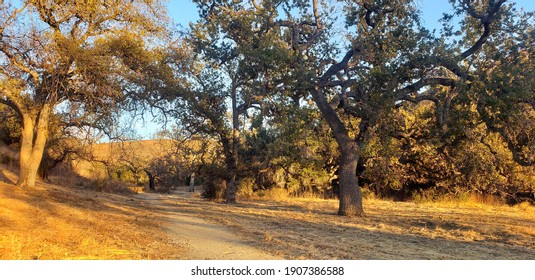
[227,186,535,258]
[2,164,534,259]
[0,170,184,260]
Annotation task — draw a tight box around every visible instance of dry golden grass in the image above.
[90,140,174,160]
[2,162,534,259]
[171,190,535,259]
[0,170,184,260]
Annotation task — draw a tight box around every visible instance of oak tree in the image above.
[0,0,167,187]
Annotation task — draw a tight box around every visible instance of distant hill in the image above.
[91,139,175,162]
[72,138,215,181]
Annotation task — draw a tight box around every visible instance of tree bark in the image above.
[145,170,155,191]
[189,172,195,192]
[226,173,237,203]
[225,84,239,204]
[337,142,364,216]
[311,88,364,216]
[17,116,35,187]
[16,105,50,188]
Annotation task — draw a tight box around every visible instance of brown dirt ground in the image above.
[143,189,535,259]
[1,169,534,259]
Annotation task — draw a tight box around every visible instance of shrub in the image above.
[200,164,228,200]
[89,179,135,194]
[202,178,226,200]
[237,177,255,198]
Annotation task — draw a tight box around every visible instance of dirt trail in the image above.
[135,189,279,260]
[131,187,535,260]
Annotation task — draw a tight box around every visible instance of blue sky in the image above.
[167,0,535,29]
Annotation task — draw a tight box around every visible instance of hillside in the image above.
[90,139,175,161]
[71,138,214,183]
[71,140,172,179]
[0,170,183,259]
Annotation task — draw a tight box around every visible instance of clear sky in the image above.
[166,0,535,29]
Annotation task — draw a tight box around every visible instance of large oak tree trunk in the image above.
[338,142,364,216]
[16,106,50,188]
[225,132,238,203]
[17,117,34,187]
[225,129,238,203]
[225,85,239,204]
[144,169,155,191]
[311,88,364,216]
[225,172,237,203]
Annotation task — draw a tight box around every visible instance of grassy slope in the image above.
[72,140,175,179]
[0,170,184,260]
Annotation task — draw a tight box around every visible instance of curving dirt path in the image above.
[131,186,535,260]
[135,189,279,260]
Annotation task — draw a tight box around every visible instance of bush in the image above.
[202,178,226,200]
[89,179,135,194]
[237,177,255,198]
[199,164,228,200]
